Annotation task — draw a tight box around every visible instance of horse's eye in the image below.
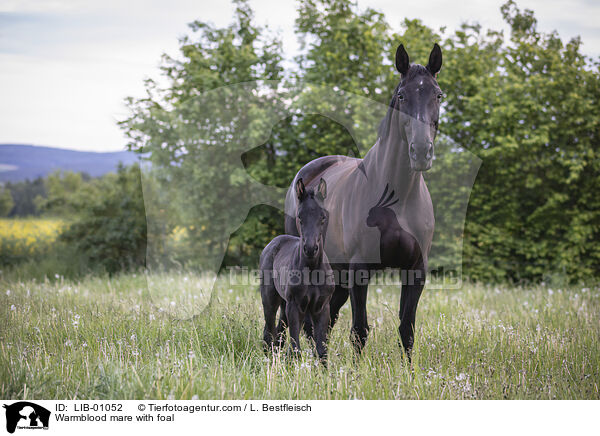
[437,93,443,101]
[397,94,404,102]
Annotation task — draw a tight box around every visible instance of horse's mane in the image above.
[377,64,431,141]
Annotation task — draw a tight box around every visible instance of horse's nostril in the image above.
[410,143,416,156]
[426,143,433,160]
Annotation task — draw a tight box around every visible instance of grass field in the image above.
[1,272,598,399]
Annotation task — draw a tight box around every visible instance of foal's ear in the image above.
[426,43,442,76]
[316,178,327,201]
[395,44,410,75]
[296,178,306,200]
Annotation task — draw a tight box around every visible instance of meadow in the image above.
[1,272,598,400]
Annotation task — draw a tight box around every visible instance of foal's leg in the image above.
[398,262,425,360]
[261,281,282,352]
[276,301,287,348]
[285,300,303,356]
[302,314,314,340]
[313,303,331,364]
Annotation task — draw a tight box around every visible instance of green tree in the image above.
[439,1,600,283]
[0,186,14,216]
[59,164,147,274]
[4,178,46,217]
[120,0,285,269]
[121,0,600,283]
[36,171,94,217]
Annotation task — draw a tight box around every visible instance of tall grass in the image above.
[0,272,598,399]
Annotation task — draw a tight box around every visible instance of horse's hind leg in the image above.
[328,284,349,331]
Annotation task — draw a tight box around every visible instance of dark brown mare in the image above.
[284,44,443,358]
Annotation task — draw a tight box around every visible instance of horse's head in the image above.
[295,177,328,263]
[366,184,399,228]
[391,43,443,171]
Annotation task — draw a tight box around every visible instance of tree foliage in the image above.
[0,186,14,217]
[121,0,600,283]
[58,164,147,274]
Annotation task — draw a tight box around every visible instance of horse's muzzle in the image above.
[409,142,434,171]
[303,244,319,259]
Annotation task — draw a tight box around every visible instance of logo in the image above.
[3,402,50,434]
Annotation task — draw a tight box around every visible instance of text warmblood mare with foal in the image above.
[284,44,443,357]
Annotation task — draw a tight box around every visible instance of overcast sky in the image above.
[1,0,598,152]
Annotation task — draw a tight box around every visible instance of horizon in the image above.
[0,143,134,153]
[1,0,599,153]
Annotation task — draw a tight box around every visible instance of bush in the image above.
[60,164,147,274]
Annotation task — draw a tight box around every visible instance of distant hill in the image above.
[0,144,140,182]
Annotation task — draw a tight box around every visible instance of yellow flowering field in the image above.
[0,218,64,264]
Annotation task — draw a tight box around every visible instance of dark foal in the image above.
[260,178,334,362]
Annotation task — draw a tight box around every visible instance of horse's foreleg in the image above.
[398,264,425,360]
[349,281,369,354]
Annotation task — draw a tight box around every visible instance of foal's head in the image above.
[381,43,443,171]
[295,178,328,263]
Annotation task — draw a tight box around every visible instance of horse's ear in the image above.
[316,178,327,201]
[426,43,442,76]
[395,44,410,75]
[296,178,306,200]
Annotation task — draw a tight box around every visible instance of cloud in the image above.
[0,0,597,151]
